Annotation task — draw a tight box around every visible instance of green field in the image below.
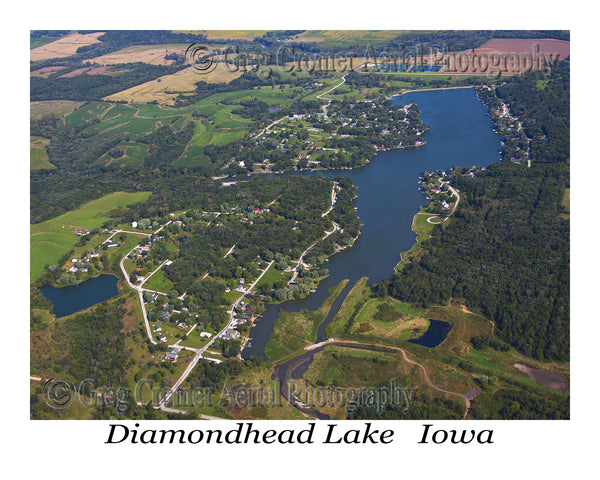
[326,276,430,342]
[30,136,55,169]
[142,267,174,293]
[30,100,84,120]
[395,212,440,271]
[297,30,408,46]
[253,262,287,290]
[561,187,570,212]
[30,191,151,281]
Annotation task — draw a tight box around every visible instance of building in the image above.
[165,348,179,362]
[200,332,212,338]
[222,329,240,340]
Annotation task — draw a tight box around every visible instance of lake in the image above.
[40,274,119,318]
[408,319,453,348]
[243,87,501,359]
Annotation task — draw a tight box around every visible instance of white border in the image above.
[6,1,597,478]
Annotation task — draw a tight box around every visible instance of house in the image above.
[235,285,245,292]
[222,329,240,340]
[131,221,138,228]
[154,325,162,332]
[165,348,179,361]
[200,332,212,338]
[157,333,167,342]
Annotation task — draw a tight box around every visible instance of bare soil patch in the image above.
[474,38,570,58]
[30,66,65,76]
[58,67,90,78]
[513,363,568,391]
[448,38,570,76]
[86,66,111,75]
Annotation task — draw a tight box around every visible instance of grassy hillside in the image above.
[30,191,151,281]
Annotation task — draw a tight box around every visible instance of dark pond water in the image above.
[40,274,119,318]
[408,319,453,348]
[239,87,501,359]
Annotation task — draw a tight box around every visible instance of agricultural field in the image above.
[103,65,246,105]
[54,81,312,168]
[30,136,55,170]
[470,37,570,58]
[294,30,407,46]
[30,100,84,120]
[202,30,271,40]
[30,31,105,61]
[85,44,189,66]
[30,191,151,281]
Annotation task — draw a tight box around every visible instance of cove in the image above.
[40,274,119,318]
[243,87,501,359]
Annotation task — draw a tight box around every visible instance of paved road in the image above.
[289,183,338,285]
[157,260,275,410]
[288,222,339,285]
[119,221,175,345]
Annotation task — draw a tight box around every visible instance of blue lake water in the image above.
[243,87,501,359]
[40,274,119,318]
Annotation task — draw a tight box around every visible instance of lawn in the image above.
[223,289,244,305]
[253,262,284,289]
[30,191,151,281]
[142,268,174,293]
[395,211,440,271]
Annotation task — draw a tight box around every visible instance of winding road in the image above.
[156,260,275,411]
[281,338,479,419]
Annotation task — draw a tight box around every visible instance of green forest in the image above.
[380,61,570,361]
